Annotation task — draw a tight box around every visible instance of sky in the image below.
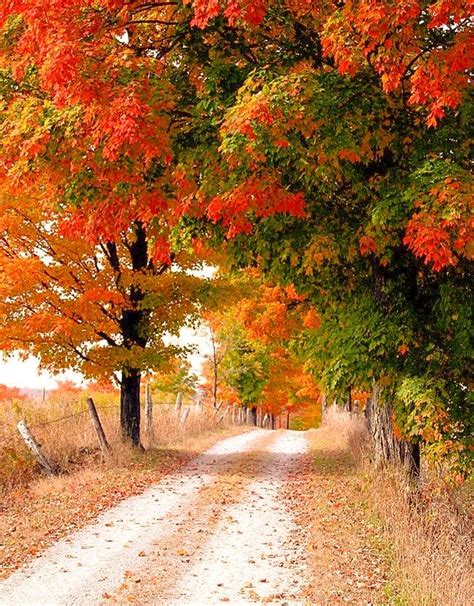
[0,325,213,390]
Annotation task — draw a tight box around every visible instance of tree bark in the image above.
[145,381,153,436]
[270,414,275,430]
[365,384,420,478]
[249,406,257,426]
[117,222,151,448]
[120,368,141,447]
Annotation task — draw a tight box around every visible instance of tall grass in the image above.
[328,409,474,606]
[0,394,233,496]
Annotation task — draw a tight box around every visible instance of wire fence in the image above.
[1,398,225,442]
[28,404,119,429]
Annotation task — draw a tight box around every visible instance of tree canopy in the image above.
[0,0,471,471]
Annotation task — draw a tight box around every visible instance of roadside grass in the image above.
[0,394,242,578]
[299,409,472,605]
[344,410,473,606]
[0,393,234,495]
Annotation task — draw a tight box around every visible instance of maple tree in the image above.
[189,3,473,475]
[0,0,471,470]
[188,0,472,126]
[0,0,310,444]
[217,65,472,474]
[0,192,209,446]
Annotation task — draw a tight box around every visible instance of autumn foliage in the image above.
[0,384,25,402]
[0,0,471,469]
[201,275,321,426]
[188,0,472,126]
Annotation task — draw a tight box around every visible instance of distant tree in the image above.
[0,384,25,403]
[204,275,321,425]
[151,359,198,402]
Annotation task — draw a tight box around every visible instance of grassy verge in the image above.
[1,393,236,495]
[346,411,473,606]
[288,409,472,605]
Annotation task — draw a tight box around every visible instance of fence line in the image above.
[2,400,236,442]
[29,404,119,429]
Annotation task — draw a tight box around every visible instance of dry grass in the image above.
[342,409,473,606]
[0,394,235,496]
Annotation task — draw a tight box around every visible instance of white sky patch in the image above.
[0,323,213,390]
[0,354,83,390]
[164,322,213,382]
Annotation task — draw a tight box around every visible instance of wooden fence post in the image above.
[86,398,111,455]
[180,408,190,427]
[219,404,230,423]
[145,382,153,436]
[175,392,183,414]
[17,421,57,476]
[213,401,224,417]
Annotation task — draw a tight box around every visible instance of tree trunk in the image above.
[321,393,327,419]
[408,442,421,479]
[365,384,420,478]
[117,223,151,449]
[120,368,141,447]
[286,411,290,429]
[249,406,257,426]
[145,382,153,436]
[270,414,275,430]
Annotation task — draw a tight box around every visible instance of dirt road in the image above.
[0,429,309,605]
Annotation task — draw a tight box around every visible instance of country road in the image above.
[0,429,310,605]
